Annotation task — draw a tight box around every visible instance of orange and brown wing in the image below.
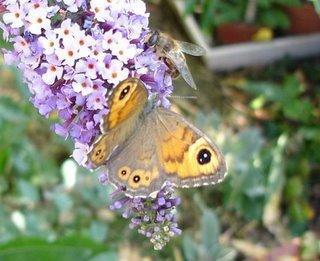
[105,107,227,197]
[156,108,227,188]
[88,78,148,168]
[101,78,148,132]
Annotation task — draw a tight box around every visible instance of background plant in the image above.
[310,0,320,13]
[183,0,302,35]
[0,0,319,259]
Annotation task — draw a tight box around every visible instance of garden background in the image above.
[0,0,319,260]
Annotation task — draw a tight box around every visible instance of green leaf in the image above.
[289,201,309,224]
[243,81,285,103]
[89,251,118,261]
[250,95,266,110]
[0,97,27,124]
[301,232,320,260]
[10,67,31,100]
[212,2,243,26]
[182,235,198,261]
[200,1,216,33]
[258,0,273,8]
[263,134,288,232]
[89,221,108,242]
[52,193,73,212]
[184,0,198,15]
[284,177,303,199]
[0,147,11,173]
[0,34,12,49]
[259,8,290,30]
[274,0,302,7]
[283,100,314,122]
[201,209,220,254]
[266,134,288,198]
[282,75,303,99]
[17,180,40,204]
[0,236,112,261]
[310,0,320,13]
[298,127,320,141]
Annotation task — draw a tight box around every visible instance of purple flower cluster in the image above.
[105,173,182,250]
[1,0,173,165]
[1,0,179,249]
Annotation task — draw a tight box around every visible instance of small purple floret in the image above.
[108,183,182,250]
[1,0,180,250]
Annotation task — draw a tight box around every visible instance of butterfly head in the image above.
[142,92,158,116]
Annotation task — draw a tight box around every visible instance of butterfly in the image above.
[145,30,206,90]
[87,78,227,197]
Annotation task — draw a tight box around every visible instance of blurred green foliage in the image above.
[0,66,119,259]
[1,5,320,258]
[241,73,319,235]
[1,56,320,259]
[183,0,301,34]
[0,236,117,261]
[310,0,320,13]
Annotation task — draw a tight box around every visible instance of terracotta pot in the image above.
[216,23,258,44]
[285,4,320,35]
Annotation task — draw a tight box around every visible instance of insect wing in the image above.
[166,50,197,89]
[176,41,206,56]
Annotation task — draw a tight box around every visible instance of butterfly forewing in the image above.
[87,78,148,168]
[100,78,148,133]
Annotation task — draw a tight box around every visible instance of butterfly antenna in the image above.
[169,95,198,100]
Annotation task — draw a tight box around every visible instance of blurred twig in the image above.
[263,134,290,242]
[245,0,257,24]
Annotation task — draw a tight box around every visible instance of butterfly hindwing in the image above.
[106,107,227,197]
[156,108,227,188]
[106,113,162,196]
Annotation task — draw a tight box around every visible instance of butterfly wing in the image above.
[156,108,227,188]
[106,117,162,197]
[177,41,206,56]
[106,107,227,197]
[87,78,148,168]
[100,78,148,133]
